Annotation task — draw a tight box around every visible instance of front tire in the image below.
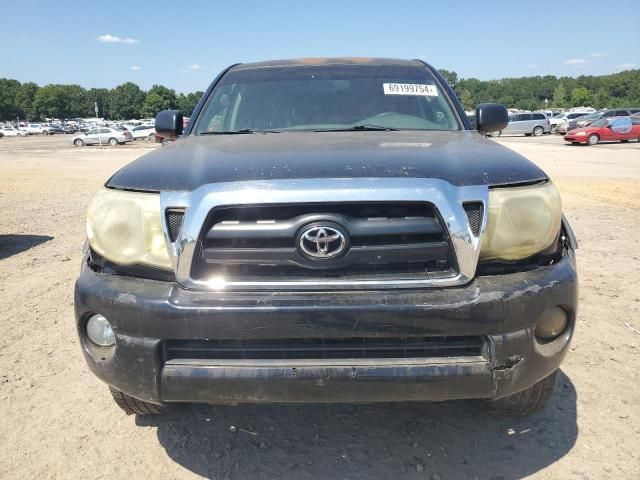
[109,387,165,415]
[587,134,599,146]
[491,370,557,416]
[533,126,544,136]
[74,139,84,147]
[108,137,118,146]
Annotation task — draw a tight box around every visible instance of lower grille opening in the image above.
[163,336,484,361]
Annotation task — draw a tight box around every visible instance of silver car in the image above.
[71,127,133,146]
[499,112,550,136]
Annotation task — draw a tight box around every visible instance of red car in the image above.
[564,116,640,145]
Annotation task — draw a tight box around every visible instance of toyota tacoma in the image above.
[75,58,578,416]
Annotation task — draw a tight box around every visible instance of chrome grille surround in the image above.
[160,178,488,290]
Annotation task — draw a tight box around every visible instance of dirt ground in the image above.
[0,134,639,480]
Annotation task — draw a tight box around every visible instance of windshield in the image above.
[552,113,565,119]
[194,64,461,133]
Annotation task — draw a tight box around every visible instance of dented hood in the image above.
[106,130,547,192]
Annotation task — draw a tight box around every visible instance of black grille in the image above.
[166,209,185,242]
[194,202,454,281]
[463,202,483,237]
[163,336,484,361]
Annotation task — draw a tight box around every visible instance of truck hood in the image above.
[106,130,547,192]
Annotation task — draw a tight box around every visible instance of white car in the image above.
[549,112,591,131]
[70,127,133,146]
[1,125,29,136]
[130,124,156,140]
[25,124,45,134]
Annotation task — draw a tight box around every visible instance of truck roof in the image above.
[231,57,424,71]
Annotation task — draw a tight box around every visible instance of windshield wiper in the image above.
[200,128,281,135]
[313,124,400,132]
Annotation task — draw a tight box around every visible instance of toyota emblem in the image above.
[298,225,348,259]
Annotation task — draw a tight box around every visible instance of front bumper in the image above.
[75,254,577,405]
[564,135,587,143]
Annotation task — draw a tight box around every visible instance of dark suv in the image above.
[75,58,578,416]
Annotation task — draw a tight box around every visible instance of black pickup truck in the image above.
[75,58,577,416]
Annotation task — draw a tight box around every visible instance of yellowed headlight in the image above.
[480,182,562,262]
[86,188,171,269]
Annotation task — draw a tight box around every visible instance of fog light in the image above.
[535,306,568,340]
[86,314,115,347]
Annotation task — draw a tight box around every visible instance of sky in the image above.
[1,0,638,93]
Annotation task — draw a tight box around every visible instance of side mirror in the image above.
[475,103,509,133]
[155,110,184,139]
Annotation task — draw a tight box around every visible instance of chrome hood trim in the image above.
[160,178,488,291]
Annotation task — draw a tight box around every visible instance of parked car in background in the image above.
[71,127,133,146]
[499,112,550,136]
[564,112,604,133]
[601,108,640,118]
[41,124,65,135]
[154,132,175,145]
[558,109,640,132]
[1,125,29,136]
[564,116,640,145]
[25,124,45,134]
[130,124,156,140]
[550,112,591,132]
[60,125,77,134]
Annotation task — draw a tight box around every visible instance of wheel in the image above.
[587,134,599,146]
[147,133,155,142]
[532,126,544,136]
[491,370,557,416]
[108,137,118,146]
[74,138,84,147]
[109,387,165,415]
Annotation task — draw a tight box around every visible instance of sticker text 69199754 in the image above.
[383,83,438,96]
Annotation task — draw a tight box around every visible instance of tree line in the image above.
[438,68,640,111]
[0,80,203,121]
[1,68,639,122]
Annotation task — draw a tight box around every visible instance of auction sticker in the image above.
[383,83,438,96]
